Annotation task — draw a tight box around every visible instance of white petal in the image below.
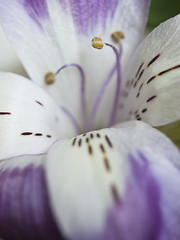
[45,0,150,129]
[0,0,150,129]
[0,72,76,159]
[0,0,150,80]
[46,131,129,239]
[118,14,180,126]
[46,0,150,70]
[0,0,61,84]
[0,0,83,123]
[45,120,180,239]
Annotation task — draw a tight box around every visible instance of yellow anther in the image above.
[45,72,56,84]
[111,31,125,43]
[91,37,104,50]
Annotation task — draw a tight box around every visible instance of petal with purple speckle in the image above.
[45,120,180,240]
[118,14,180,126]
[0,72,76,160]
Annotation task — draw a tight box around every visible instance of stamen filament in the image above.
[56,64,86,122]
[105,43,121,127]
[88,40,122,130]
[60,105,80,135]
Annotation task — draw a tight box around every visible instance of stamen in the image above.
[89,37,122,129]
[111,31,125,43]
[45,72,56,84]
[60,105,80,135]
[91,37,104,50]
[55,64,86,123]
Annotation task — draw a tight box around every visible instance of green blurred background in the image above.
[147,0,180,29]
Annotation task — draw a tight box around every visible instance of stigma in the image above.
[91,37,104,50]
[45,72,56,84]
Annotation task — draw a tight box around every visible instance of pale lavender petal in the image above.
[0,156,64,240]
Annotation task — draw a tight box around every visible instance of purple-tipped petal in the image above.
[0,0,150,129]
[45,0,150,128]
[0,0,83,124]
[0,121,180,239]
[45,121,180,240]
[0,155,63,240]
[70,152,162,240]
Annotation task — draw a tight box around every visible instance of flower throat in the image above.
[44,32,124,135]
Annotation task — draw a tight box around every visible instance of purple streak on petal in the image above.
[108,152,162,240]
[23,0,48,26]
[59,0,118,35]
[0,164,65,240]
[75,152,162,240]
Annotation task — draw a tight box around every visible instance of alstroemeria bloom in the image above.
[0,0,180,239]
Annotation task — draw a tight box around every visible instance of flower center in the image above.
[44,32,124,134]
